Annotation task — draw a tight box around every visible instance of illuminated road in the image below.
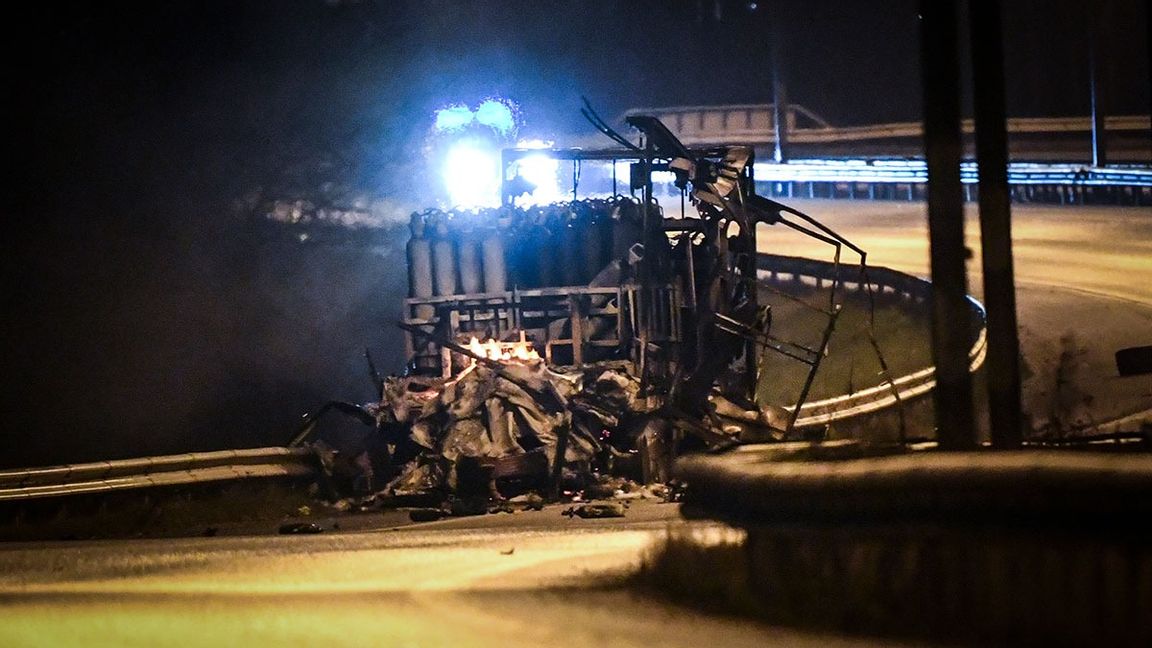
[761,200,1152,427]
[759,201,1152,304]
[0,502,893,647]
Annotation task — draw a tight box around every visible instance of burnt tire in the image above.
[1116,345,1152,377]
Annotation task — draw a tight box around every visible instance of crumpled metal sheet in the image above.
[387,458,446,496]
[372,358,678,501]
[440,417,491,463]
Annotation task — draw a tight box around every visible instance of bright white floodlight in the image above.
[513,139,562,206]
[442,142,501,208]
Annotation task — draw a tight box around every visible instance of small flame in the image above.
[467,336,540,363]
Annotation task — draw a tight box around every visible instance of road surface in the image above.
[0,501,902,647]
[757,200,1152,304]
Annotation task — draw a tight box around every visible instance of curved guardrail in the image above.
[758,253,988,429]
[0,447,316,502]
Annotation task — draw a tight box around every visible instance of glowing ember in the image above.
[467,336,540,363]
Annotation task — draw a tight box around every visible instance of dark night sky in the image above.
[10,0,1149,215]
[12,0,1149,205]
[3,0,1149,467]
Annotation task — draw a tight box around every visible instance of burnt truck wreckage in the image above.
[292,105,877,508]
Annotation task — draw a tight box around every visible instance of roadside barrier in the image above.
[0,447,316,502]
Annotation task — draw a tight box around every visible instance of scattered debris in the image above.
[279,522,324,535]
[563,503,626,519]
[502,493,547,512]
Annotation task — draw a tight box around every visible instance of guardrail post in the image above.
[970,0,1023,449]
[920,0,976,449]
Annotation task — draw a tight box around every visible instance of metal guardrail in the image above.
[0,447,316,502]
[759,254,988,429]
[751,159,1152,187]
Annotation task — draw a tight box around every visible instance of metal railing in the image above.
[750,159,1152,187]
[0,447,316,502]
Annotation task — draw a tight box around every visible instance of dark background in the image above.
[4,0,1149,467]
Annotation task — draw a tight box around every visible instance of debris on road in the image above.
[563,503,626,519]
[278,522,324,535]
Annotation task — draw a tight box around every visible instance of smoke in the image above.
[3,208,411,468]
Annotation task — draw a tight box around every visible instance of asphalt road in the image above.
[758,200,1152,304]
[0,501,899,647]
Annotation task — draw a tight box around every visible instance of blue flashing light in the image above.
[435,105,474,131]
[475,99,516,134]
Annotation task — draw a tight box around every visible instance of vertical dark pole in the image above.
[970,0,1023,449]
[920,0,976,450]
[772,72,790,163]
[1089,0,1108,167]
[771,19,790,163]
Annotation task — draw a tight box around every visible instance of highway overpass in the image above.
[622,103,1152,163]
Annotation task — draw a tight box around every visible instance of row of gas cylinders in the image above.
[405,201,646,304]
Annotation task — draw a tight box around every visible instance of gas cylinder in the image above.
[480,228,507,293]
[431,219,458,296]
[532,211,555,288]
[457,227,483,295]
[580,208,606,282]
[558,211,581,286]
[406,212,434,320]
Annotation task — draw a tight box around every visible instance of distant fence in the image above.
[753,160,1152,206]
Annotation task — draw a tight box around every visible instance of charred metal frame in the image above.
[403,112,871,439]
[498,142,761,401]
